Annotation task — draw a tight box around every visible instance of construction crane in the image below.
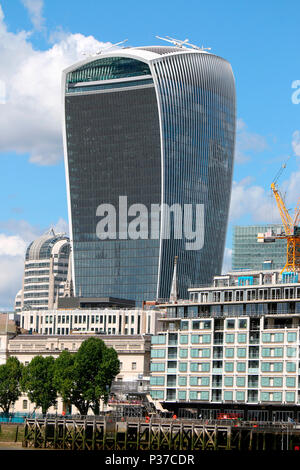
[258,158,300,273]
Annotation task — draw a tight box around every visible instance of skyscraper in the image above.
[62,44,236,303]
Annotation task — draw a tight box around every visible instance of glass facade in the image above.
[152,52,236,298]
[232,225,286,271]
[63,49,236,303]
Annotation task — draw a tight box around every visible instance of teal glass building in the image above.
[232,225,286,272]
[62,46,236,303]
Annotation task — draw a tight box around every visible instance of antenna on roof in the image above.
[156,35,211,51]
[82,39,128,56]
[156,35,189,48]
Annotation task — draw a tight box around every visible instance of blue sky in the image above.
[0,0,299,309]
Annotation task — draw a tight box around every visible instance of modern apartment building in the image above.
[150,269,300,421]
[62,44,236,303]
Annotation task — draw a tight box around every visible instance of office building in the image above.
[15,229,71,311]
[232,225,286,272]
[20,306,161,336]
[150,269,300,421]
[62,44,236,303]
[2,333,151,415]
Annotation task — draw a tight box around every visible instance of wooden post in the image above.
[249,430,253,451]
[15,425,19,443]
[226,426,232,450]
[54,418,57,448]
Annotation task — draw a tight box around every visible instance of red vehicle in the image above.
[217,413,242,420]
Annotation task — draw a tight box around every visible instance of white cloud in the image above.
[235,118,268,164]
[229,177,280,223]
[52,217,69,235]
[222,247,232,274]
[292,130,300,157]
[0,4,113,165]
[0,234,27,256]
[21,0,45,31]
[0,255,25,311]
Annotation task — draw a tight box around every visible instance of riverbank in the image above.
[0,423,24,445]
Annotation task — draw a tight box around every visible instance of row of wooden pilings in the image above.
[22,417,300,451]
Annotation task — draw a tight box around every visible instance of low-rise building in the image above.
[5,333,151,415]
[20,306,161,336]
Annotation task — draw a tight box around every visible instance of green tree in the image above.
[0,357,23,414]
[21,356,57,414]
[54,337,120,415]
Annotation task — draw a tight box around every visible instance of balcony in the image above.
[211,392,222,402]
[213,354,223,359]
[167,354,177,360]
[248,382,259,388]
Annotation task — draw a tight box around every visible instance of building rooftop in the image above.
[25,229,69,261]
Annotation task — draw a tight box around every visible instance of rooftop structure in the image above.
[15,229,71,312]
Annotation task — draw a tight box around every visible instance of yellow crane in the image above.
[269,161,300,273]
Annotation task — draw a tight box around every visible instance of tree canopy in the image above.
[54,337,120,415]
[21,355,57,414]
[0,357,23,414]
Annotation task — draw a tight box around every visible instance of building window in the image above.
[150,390,164,399]
[225,334,234,343]
[237,362,246,372]
[236,391,245,401]
[178,390,186,400]
[150,363,165,372]
[179,362,187,372]
[224,391,233,401]
[131,362,137,370]
[287,332,297,342]
[199,391,209,400]
[225,362,234,372]
[179,349,188,358]
[286,392,295,402]
[226,320,235,329]
[225,348,234,358]
[151,349,165,358]
[178,376,187,386]
[180,335,188,344]
[23,400,28,410]
[150,376,164,386]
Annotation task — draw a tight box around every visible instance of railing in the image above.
[24,414,300,428]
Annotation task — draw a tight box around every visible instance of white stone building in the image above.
[3,332,151,415]
[20,307,161,336]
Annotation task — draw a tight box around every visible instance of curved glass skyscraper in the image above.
[62,45,236,303]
